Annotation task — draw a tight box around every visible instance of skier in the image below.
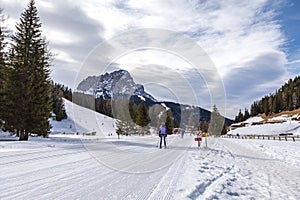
[180,128,185,138]
[158,123,167,148]
[196,128,202,148]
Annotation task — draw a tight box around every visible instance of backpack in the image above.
[159,125,167,135]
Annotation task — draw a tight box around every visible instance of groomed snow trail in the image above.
[1,135,299,199]
[0,135,193,200]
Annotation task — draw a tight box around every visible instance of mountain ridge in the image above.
[77,69,156,102]
[76,69,233,126]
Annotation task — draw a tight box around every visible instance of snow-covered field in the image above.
[228,115,300,136]
[1,100,300,199]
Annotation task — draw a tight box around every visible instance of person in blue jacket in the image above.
[158,123,167,148]
[180,128,185,138]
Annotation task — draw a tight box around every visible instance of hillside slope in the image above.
[50,98,116,136]
[228,112,300,136]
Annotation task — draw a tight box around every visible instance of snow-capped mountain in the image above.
[77,70,156,102]
[76,69,233,126]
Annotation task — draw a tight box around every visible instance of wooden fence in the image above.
[223,134,299,142]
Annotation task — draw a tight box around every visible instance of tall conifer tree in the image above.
[208,105,224,135]
[0,9,7,86]
[0,9,8,124]
[135,101,150,127]
[6,0,52,140]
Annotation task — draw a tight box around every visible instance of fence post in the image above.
[279,136,281,141]
[293,137,295,142]
[285,137,287,141]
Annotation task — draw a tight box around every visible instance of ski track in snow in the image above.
[0,135,193,200]
[1,136,300,199]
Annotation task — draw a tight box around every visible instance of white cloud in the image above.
[1,0,291,118]
[88,0,288,117]
[55,50,78,64]
[36,0,55,10]
[46,29,81,45]
[116,49,193,70]
[286,59,300,65]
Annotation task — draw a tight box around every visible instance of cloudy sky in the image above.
[1,0,300,118]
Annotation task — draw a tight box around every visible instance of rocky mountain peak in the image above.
[76,70,156,102]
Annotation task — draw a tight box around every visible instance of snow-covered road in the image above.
[1,135,299,200]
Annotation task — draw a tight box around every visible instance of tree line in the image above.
[73,91,228,136]
[73,92,179,136]
[0,1,68,140]
[235,76,300,122]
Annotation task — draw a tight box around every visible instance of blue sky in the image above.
[280,1,300,74]
[1,0,300,118]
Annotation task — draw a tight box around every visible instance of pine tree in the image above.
[135,101,150,127]
[235,109,244,122]
[51,82,70,121]
[199,121,208,133]
[244,108,250,121]
[52,92,67,121]
[221,123,227,135]
[116,120,124,139]
[0,9,8,126]
[135,101,150,135]
[208,104,224,135]
[0,9,7,85]
[129,101,137,123]
[6,0,52,140]
[165,110,175,134]
[246,76,300,118]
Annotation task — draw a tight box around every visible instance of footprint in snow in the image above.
[201,166,210,170]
